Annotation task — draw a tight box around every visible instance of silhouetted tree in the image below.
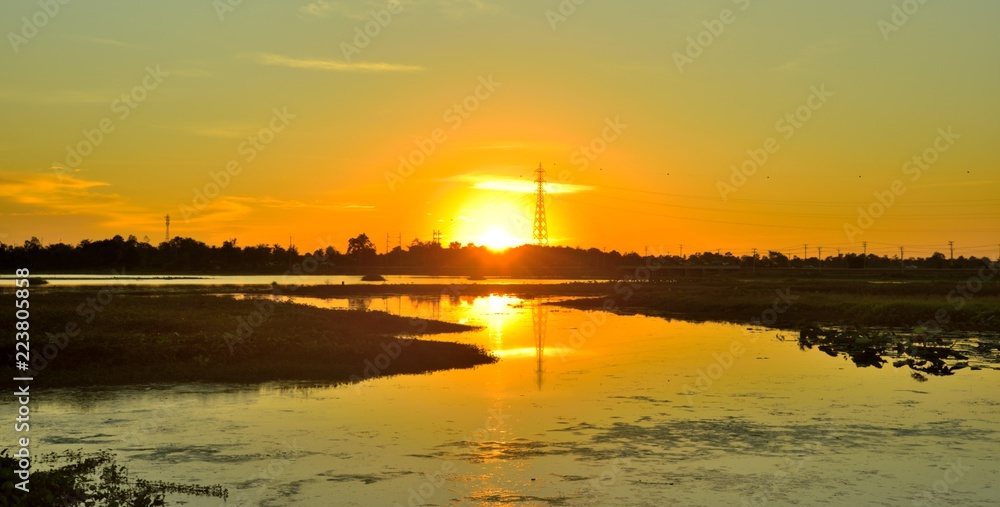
[347,233,376,266]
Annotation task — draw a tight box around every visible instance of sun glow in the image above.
[478,227,520,251]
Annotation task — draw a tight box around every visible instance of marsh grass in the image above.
[2,291,495,387]
[554,278,1000,331]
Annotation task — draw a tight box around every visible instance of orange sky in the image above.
[1,1,998,259]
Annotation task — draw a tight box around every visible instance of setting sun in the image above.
[478,227,521,251]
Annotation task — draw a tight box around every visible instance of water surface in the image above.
[4,294,999,506]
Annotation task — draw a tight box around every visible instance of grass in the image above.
[551,277,1000,332]
[2,290,495,387]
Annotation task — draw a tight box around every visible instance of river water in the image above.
[4,294,999,506]
[7,274,598,287]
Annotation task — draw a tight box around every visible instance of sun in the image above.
[478,227,520,251]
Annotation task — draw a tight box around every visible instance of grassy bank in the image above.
[551,277,1000,332]
[3,290,495,387]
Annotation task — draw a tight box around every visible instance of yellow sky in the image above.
[1,0,998,258]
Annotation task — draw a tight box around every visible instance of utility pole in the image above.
[948,241,954,268]
[751,247,757,275]
[862,241,867,269]
[803,244,808,263]
[818,246,823,271]
[900,246,905,272]
[679,244,684,259]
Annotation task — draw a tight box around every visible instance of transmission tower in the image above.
[532,301,548,390]
[432,230,442,246]
[165,215,170,243]
[533,163,549,246]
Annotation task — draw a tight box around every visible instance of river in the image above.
[3,293,998,506]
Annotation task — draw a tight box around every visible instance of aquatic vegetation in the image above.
[0,449,227,506]
[796,324,997,377]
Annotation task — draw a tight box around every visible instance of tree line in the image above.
[0,234,994,274]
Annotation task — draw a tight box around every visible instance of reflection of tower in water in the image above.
[531,300,548,390]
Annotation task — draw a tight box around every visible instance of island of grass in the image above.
[5,291,495,387]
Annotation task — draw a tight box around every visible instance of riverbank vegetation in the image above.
[2,291,494,387]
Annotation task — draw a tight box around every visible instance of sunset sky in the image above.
[1,0,998,258]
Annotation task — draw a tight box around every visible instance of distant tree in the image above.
[767,250,789,268]
[928,252,947,269]
[348,233,376,266]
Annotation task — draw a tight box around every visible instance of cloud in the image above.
[0,171,126,217]
[228,196,375,211]
[249,53,424,73]
[450,174,593,195]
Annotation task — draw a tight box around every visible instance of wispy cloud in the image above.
[451,174,593,195]
[229,196,375,210]
[0,171,124,216]
[248,53,424,73]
